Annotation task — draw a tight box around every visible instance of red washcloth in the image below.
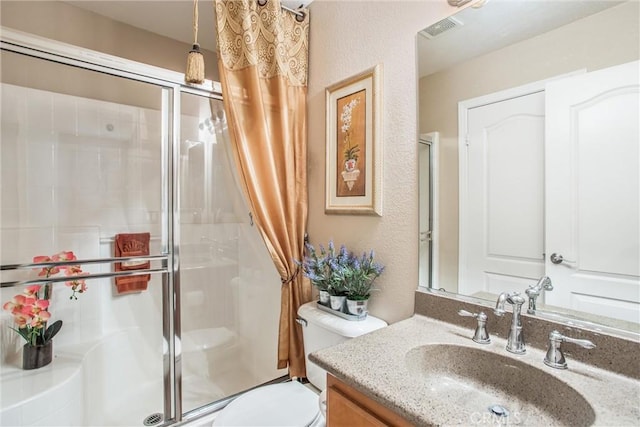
[114,232,151,295]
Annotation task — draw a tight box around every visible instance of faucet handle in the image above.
[458,309,480,318]
[554,331,596,349]
[544,330,596,369]
[457,310,491,344]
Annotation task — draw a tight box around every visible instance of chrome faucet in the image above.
[525,276,553,314]
[494,292,526,354]
[544,330,596,369]
[458,310,491,344]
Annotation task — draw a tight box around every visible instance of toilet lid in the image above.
[213,381,320,427]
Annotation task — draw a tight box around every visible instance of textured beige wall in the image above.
[1,0,467,325]
[307,1,457,324]
[419,1,640,293]
[0,0,218,81]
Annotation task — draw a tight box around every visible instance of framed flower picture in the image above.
[325,64,382,216]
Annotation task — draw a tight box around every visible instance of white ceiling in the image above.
[63,0,623,78]
[417,0,624,77]
[64,0,313,52]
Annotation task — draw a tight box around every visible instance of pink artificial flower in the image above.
[24,285,41,297]
[13,313,30,327]
[34,255,60,277]
[30,311,50,329]
[27,299,50,316]
[52,251,77,271]
[65,265,83,275]
[21,296,36,308]
[52,251,76,262]
[3,294,28,314]
[4,250,87,345]
[64,265,89,299]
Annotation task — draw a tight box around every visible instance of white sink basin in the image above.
[405,344,596,426]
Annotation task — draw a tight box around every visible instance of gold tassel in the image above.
[185,0,204,84]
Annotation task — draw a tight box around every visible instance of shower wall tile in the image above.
[1,85,25,124]
[98,105,119,139]
[76,100,99,137]
[0,227,103,350]
[26,141,54,184]
[25,186,55,227]
[2,83,163,344]
[26,91,53,131]
[25,125,54,146]
[0,81,233,388]
[0,209,20,228]
[55,191,76,226]
[55,142,77,183]
[0,165,20,205]
[1,122,19,162]
[74,145,101,179]
[53,96,77,136]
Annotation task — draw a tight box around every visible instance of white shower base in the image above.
[0,327,245,426]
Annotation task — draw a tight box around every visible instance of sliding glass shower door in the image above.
[178,93,285,415]
[0,49,173,426]
[1,33,285,426]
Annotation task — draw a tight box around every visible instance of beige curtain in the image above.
[214,0,311,377]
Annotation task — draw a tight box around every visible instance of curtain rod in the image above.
[281,4,306,19]
[257,0,305,19]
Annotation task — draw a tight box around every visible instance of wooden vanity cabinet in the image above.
[326,374,413,427]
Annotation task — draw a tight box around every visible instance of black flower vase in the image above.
[23,341,53,370]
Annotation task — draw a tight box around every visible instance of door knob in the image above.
[550,253,564,264]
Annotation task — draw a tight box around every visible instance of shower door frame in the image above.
[0,27,225,426]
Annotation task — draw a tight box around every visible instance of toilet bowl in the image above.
[213,381,323,427]
[212,301,387,426]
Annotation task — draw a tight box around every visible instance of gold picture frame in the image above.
[325,64,382,215]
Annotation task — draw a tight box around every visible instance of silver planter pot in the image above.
[346,299,369,315]
[318,290,330,305]
[329,295,346,311]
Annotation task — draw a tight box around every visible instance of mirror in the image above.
[417,0,640,334]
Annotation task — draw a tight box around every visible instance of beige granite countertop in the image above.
[309,314,640,426]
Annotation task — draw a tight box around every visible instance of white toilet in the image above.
[212,301,387,426]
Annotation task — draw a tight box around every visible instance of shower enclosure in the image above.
[0,30,284,426]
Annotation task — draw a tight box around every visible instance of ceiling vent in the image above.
[447,0,473,6]
[419,16,464,39]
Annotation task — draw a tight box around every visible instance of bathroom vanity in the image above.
[310,294,640,426]
[326,374,412,426]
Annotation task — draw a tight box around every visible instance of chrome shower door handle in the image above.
[550,253,564,264]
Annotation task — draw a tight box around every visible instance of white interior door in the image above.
[419,132,440,289]
[545,61,640,323]
[419,140,431,288]
[461,91,546,297]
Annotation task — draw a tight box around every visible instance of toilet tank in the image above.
[296,301,387,390]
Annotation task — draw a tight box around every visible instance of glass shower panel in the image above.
[0,50,170,426]
[179,93,285,414]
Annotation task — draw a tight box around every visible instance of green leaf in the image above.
[9,326,30,343]
[44,320,63,343]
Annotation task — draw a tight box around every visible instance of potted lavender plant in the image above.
[296,241,384,315]
[295,241,333,305]
[335,250,385,315]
